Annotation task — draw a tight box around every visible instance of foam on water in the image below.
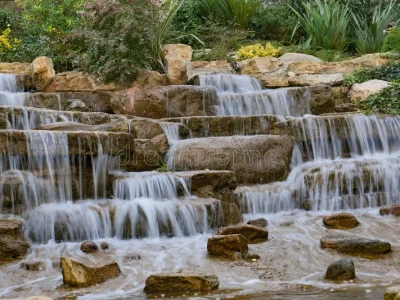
[0,74,25,106]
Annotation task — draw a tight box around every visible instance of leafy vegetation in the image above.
[352,0,398,54]
[382,27,400,53]
[290,0,352,51]
[361,81,400,114]
[344,64,400,85]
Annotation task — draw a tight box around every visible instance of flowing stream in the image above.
[0,73,399,299]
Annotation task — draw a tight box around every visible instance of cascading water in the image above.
[236,114,400,213]
[199,74,311,117]
[0,74,25,106]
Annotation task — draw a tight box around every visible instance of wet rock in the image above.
[144,273,219,292]
[247,218,268,228]
[80,241,99,254]
[225,203,243,225]
[32,56,55,91]
[279,53,322,63]
[385,285,400,300]
[349,79,389,102]
[325,258,356,281]
[163,44,192,85]
[207,234,248,259]
[288,74,344,87]
[380,205,400,216]
[320,235,391,255]
[21,260,47,271]
[217,224,268,244]
[110,86,216,118]
[100,241,109,250]
[133,69,169,88]
[170,135,294,184]
[60,257,121,287]
[0,219,30,263]
[67,99,90,112]
[323,213,360,229]
[308,85,335,115]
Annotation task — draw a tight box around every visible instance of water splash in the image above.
[0,74,25,106]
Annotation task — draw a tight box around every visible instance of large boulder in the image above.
[322,213,360,229]
[308,85,335,115]
[380,204,400,216]
[320,235,391,256]
[325,258,356,281]
[144,273,219,292]
[60,257,121,287]
[0,219,30,263]
[207,234,248,259]
[217,224,268,244]
[163,44,192,85]
[170,135,294,184]
[349,80,389,102]
[32,56,55,91]
[111,86,216,118]
[288,74,344,86]
[240,57,285,76]
[279,53,322,63]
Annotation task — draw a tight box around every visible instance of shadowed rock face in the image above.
[111,86,217,118]
[0,219,30,263]
[60,257,121,287]
[144,273,219,292]
[169,135,294,184]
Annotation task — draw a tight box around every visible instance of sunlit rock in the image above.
[60,257,120,287]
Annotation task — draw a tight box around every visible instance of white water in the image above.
[199,74,311,117]
[0,74,25,106]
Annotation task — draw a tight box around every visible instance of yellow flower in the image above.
[0,28,12,51]
[236,43,283,61]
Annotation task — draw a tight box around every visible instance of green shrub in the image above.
[382,27,400,53]
[344,63,400,85]
[352,0,398,54]
[360,81,400,114]
[290,0,351,51]
[250,3,298,42]
[76,0,158,83]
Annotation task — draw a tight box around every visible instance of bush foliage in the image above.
[361,81,400,114]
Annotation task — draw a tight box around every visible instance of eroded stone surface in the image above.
[217,224,268,244]
[144,273,219,292]
[323,213,360,229]
[320,235,391,255]
[207,234,248,259]
[0,219,30,263]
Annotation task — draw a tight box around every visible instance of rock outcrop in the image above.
[320,235,391,256]
[32,56,55,91]
[163,44,192,85]
[207,234,248,259]
[60,257,121,287]
[0,219,30,263]
[217,224,268,244]
[111,86,216,118]
[144,273,219,292]
[170,135,294,184]
[325,258,356,281]
[322,213,360,229]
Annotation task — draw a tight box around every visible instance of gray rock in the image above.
[325,258,356,280]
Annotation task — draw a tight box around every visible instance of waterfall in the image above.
[0,74,25,106]
[199,74,311,117]
[26,198,220,243]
